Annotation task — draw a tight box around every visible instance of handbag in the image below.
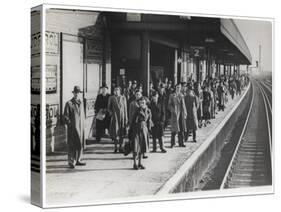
[96,109,106,121]
[123,138,132,156]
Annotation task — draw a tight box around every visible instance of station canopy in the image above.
[107,13,252,65]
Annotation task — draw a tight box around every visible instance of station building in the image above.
[31,9,251,153]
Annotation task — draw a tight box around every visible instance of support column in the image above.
[141,31,150,97]
[174,49,178,85]
[196,58,200,83]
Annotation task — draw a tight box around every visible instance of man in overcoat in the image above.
[108,87,128,153]
[64,86,86,169]
[168,83,187,148]
[150,91,166,153]
[184,87,199,143]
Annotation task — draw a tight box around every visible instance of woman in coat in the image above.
[94,83,110,142]
[168,83,187,148]
[130,97,152,170]
[107,87,128,153]
[184,88,199,143]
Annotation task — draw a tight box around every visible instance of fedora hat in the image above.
[72,85,83,93]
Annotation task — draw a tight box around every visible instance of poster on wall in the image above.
[31,31,59,56]
[31,66,41,94]
[46,65,57,94]
[31,65,57,94]
[46,104,59,127]
[85,98,96,117]
[46,31,59,54]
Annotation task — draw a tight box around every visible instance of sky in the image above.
[234,19,272,72]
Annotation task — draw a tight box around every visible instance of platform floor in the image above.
[45,89,247,206]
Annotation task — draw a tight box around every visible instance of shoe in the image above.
[76,161,86,166]
[179,144,186,147]
[138,164,145,169]
[69,163,75,169]
[118,148,124,153]
[133,164,138,170]
[114,149,118,153]
[193,140,197,143]
[151,149,157,153]
[161,149,167,153]
[143,155,148,159]
[170,144,174,148]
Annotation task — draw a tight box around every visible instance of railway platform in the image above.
[45,84,251,206]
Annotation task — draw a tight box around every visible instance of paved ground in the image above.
[46,89,246,206]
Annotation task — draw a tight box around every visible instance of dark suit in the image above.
[150,100,166,151]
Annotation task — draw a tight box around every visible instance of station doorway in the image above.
[149,41,176,87]
[62,34,84,112]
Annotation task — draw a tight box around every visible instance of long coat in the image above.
[150,100,165,138]
[64,98,85,151]
[107,95,128,139]
[131,107,152,154]
[168,92,187,133]
[184,92,199,130]
[94,93,110,131]
[129,100,139,126]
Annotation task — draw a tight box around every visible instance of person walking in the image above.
[64,86,86,169]
[168,83,187,148]
[150,91,166,153]
[130,97,152,170]
[108,87,128,153]
[94,83,110,142]
[184,87,199,143]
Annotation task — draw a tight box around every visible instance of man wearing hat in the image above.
[64,85,86,169]
[94,83,110,142]
[108,86,128,153]
[168,83,187,148]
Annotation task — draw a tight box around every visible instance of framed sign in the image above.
[126,13,141,22]
[31,65,57,94]
[31,104,40,126]
[85,98,96,117]
[46,104,59,127]
[46,65,57,94]
[31,32,41,56]
[85,38,103,64]
[31,31,59,56]
[31,66,41,94]
[190,46,205,59]
[45,31,59,54]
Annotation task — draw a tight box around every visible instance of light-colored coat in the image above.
[108,95,128,139]
[185,92,199,131]
[64,98,85,164]
[64,98,85,148]
[168,92,187,133]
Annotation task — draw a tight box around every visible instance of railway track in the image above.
[220,79,272,189]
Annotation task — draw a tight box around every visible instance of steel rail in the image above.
[219,81,254,189]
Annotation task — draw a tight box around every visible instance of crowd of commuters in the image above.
[65,74,249,169]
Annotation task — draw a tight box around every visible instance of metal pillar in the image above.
[141,31,150,96]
